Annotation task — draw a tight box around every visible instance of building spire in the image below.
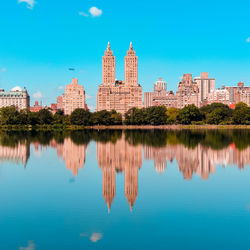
[107,41,111,51]
[129,42,133,50]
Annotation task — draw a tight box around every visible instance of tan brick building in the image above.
[60,78,86,115]
[176,74,199,108]
[97,42,143,115]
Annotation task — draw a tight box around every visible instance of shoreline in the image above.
[87,125,250,130]
[0,124,249,131]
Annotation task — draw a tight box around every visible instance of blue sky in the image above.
[0,0,249,109]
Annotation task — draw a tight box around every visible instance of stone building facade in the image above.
[0,86,30,110]
[176,74,199,109]
[207,88,230,106]
[225,82,250,107]
[30,101,43,112]
[59,78,85,115]
[97,42,143,115]
[194,72,215,107]
[56,96,63,111]
[144,78,177,108]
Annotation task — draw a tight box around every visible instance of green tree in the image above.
[232,102,250,124]
[37,109,54,125]
[28,112,40,125]
[110,110,122,125]
[177,105,203,124]
[124,107,138,125]
[53,110,64,124]
[201,103,232,124]
[92,110,114,125]
[70,109,91,125]
[17,109,30,125]
[145,106,167,125]
[0,106,19,125]
[166,107,179,124]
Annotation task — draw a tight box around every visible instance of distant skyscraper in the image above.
[144,92,154,108]
[154,78,166,94]
[102,42,115,85]
[97,43,143,115]
[225,82,250,106]
[176,74,199,108]
[144,78,177,108]
[207,87,230,106]
[62,78,85,115]
[56,96,63,111]
[194,72,215,107]
[125,42,138,86]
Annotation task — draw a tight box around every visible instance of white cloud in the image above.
[33,91,43,99]
[18,0,36,9]
[246,37,250,43]
[88,105,95,112]
[1,68,7,73]
[90,233,103,243]
[58,86,64,90]
[19,240,35,250]
[89,7,102,17]
[79,12,89,17]
[86,94,93,100]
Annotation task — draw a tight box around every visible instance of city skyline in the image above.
[0,0,250,110]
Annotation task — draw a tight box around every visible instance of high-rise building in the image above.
[0,86,30,110]
[144,92,154,108]
[62,78,85,115]
[225,82,250,106]
[207,87,230,105]
[144,78,177,108]
[154,78,166,94]
[194,72,215,107]
[176,74,199,108]
[102,42,115,85]
[56,96,63,111]
[125,42,138,86]
[97,43,143,115]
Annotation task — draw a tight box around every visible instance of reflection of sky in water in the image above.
[0,131,249,249]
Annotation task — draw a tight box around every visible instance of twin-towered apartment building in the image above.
[96,42,143,115]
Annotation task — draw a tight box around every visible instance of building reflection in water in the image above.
[0,142,30,166]
[31,138,87,176]
[144,142,250,180]
[0,131,250,211]
[52,138,87,176]
[97,134,143,211]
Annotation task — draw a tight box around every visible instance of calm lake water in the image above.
[0,129,249,250]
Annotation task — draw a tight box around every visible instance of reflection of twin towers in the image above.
[97,134,142,211]
[1,135,250,212]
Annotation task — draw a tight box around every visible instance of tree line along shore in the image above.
[0,102,249,130]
